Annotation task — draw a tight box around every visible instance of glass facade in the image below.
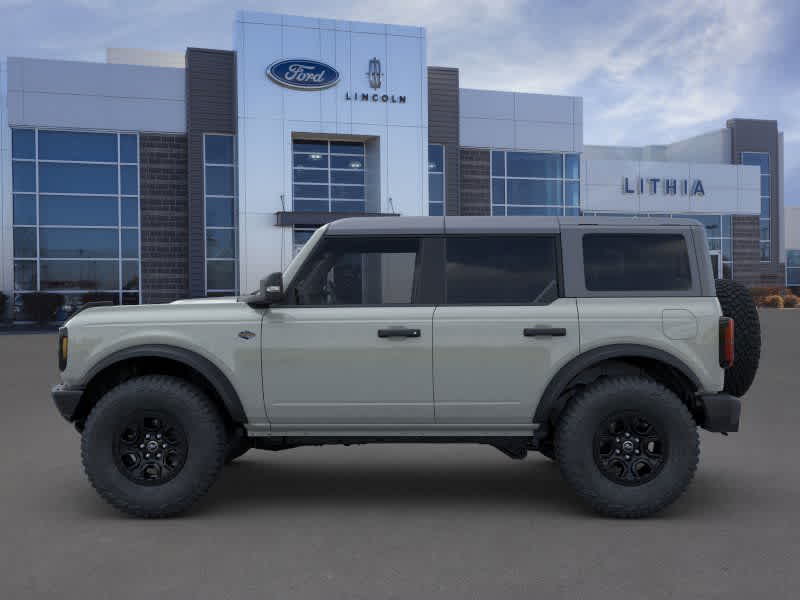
[291,139,366,254]
[582,212,733,279]
[491,150,579,216]
[204,134,238,295]
[741,152,771,261]
[787,250,800,287]
[428,144,444,216]
[11,128,140,320]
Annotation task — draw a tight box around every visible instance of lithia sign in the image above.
[267,57,407,103]
[623,177,705,196]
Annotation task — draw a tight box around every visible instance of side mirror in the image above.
[239,271,284,307]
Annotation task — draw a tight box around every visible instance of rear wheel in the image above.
[81,375,226,518]
[556,376,699,518]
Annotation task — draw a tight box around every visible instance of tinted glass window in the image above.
[206,197,234,227]
[13,194,36,225]
[204,135,234,164]
[507,152,562,178]
[40,195,118,226]
[445,236,559,304]
[39,163,118,194]
[40,228,118,258]
[291,237,419,306]
[40,260,119,291]
[206,229,236,258]
[583,234,691,291]
[206,166,235,195]
[207,260,236,290]
[121,198,139,226]
[12,129,35,159]
[38,131,117,162]
[120,134,138,163]
[12,161,35,192]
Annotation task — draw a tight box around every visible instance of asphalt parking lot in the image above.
[2,309,799,599]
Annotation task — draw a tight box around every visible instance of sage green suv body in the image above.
[52,216,756,518]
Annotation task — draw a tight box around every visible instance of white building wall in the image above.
[585,130,731,165]
[235,11,429,291]
[7,58,185,132]
[106,48,186,69]
[459,88,582,152]
[581,158,761,215]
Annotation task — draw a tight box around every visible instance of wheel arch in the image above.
[533,344,701,426]
[75,344,247,427]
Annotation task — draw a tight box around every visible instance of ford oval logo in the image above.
[267,59,340,90]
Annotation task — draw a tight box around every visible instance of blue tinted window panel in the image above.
[428,145,444,172]
[330,141,364,155]
[721,215,732,237]
[491,205,506,216]
[788,269,800,286]
[760,242,770,261]
[429,202,443,216]
[40,260,119,290]
[429,174,444,204]
[507,152,563,179]
[507,180,562,205]
[13,227,36,258]
[690,214,721,235]
[207,229,236,259]
[294,153,329,168]
[761,197,770,217]
[722,239,732,261]
[207,260,236,290]
[787,250,800,268]
[492,179,505,204]
[565,154,580,180]
[204,135,234,164]
[742,152,769,174]
[14,261,37,291]
[205,197,234,227]
[294,199,329,212]
[12,129,35,159]
[121,198,139,227]
[293,230,316,245]
[293,168,328,184]
[565,181,580,207]
[294,184,329,199]
[122,293,140,305]
[121,165,138,195]
[760,175,770,197]
[122,261,139,290]
[507,206,561,216]
[565,207,580,216]
[331,155,363,170]
[40,228,118,258]
[205,166,235,196]
[122,229,139,259]
[332,170,365,185]
[331,201,366,213]
[331,185,364,200]
[120,134,138,163]
[491,151,505,177]
[760,219,770,240]
[39,163,118,194]
[12,161,35,192]
[13,194,36,225]
[707,238,721,251]
[38,131,117,162]
[40,195,118,226]
[292,140,328,154]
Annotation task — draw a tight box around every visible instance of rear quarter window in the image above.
[582,234,691,292]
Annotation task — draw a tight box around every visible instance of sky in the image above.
[1,0,798,202]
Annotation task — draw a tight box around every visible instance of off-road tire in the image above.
[556,376,699,518]
[715,278,761,397]
[225,427,251,464]
[81,375,226,518]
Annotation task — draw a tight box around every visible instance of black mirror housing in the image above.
[238,271,284,307]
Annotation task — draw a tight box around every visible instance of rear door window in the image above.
[444,236,559,304]
[582,234,691,292]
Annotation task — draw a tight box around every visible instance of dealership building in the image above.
[0,11,788,319]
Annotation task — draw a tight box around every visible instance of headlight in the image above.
[58,328,68,371]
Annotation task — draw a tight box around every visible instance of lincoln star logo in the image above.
[267,59,340,90]
[367,57,382,89]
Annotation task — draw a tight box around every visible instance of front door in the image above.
[261,235,434,425]
[433,235,580,424]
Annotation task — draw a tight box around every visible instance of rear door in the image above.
[432,235,579,424]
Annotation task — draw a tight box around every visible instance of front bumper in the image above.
[698,393,741,433]
[52,384,84,422]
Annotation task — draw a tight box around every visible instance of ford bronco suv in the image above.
[52,216,760,518]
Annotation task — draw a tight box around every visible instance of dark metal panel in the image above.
[427,67,460,215]
[186,48,237,297]
[459,148,490,216]
[275,211,399,227]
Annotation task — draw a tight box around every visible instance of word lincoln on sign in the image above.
[344,92,406,103]
[623,177,705,196]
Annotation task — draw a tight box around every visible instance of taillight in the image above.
[719,317,734,368]
[58,327,68,371]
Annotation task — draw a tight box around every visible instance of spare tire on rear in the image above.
[715,279,761,396]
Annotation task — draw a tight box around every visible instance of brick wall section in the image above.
[139,133,189,304]
[427,67,460,215]
[459,149,490,216]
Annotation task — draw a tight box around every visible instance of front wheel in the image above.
[556,376,699,518]
[81,375,227,518]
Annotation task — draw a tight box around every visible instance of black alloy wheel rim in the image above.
[593,411,667,486]
[114,411,188,485]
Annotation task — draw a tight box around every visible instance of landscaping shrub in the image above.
[21,292,64,325]
[782,294,799,308]
[762,295,784,309]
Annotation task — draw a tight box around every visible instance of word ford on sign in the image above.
[623,177,705,196]
[266,59,340,90]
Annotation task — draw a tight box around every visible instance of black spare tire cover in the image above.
[715,279,761,397]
